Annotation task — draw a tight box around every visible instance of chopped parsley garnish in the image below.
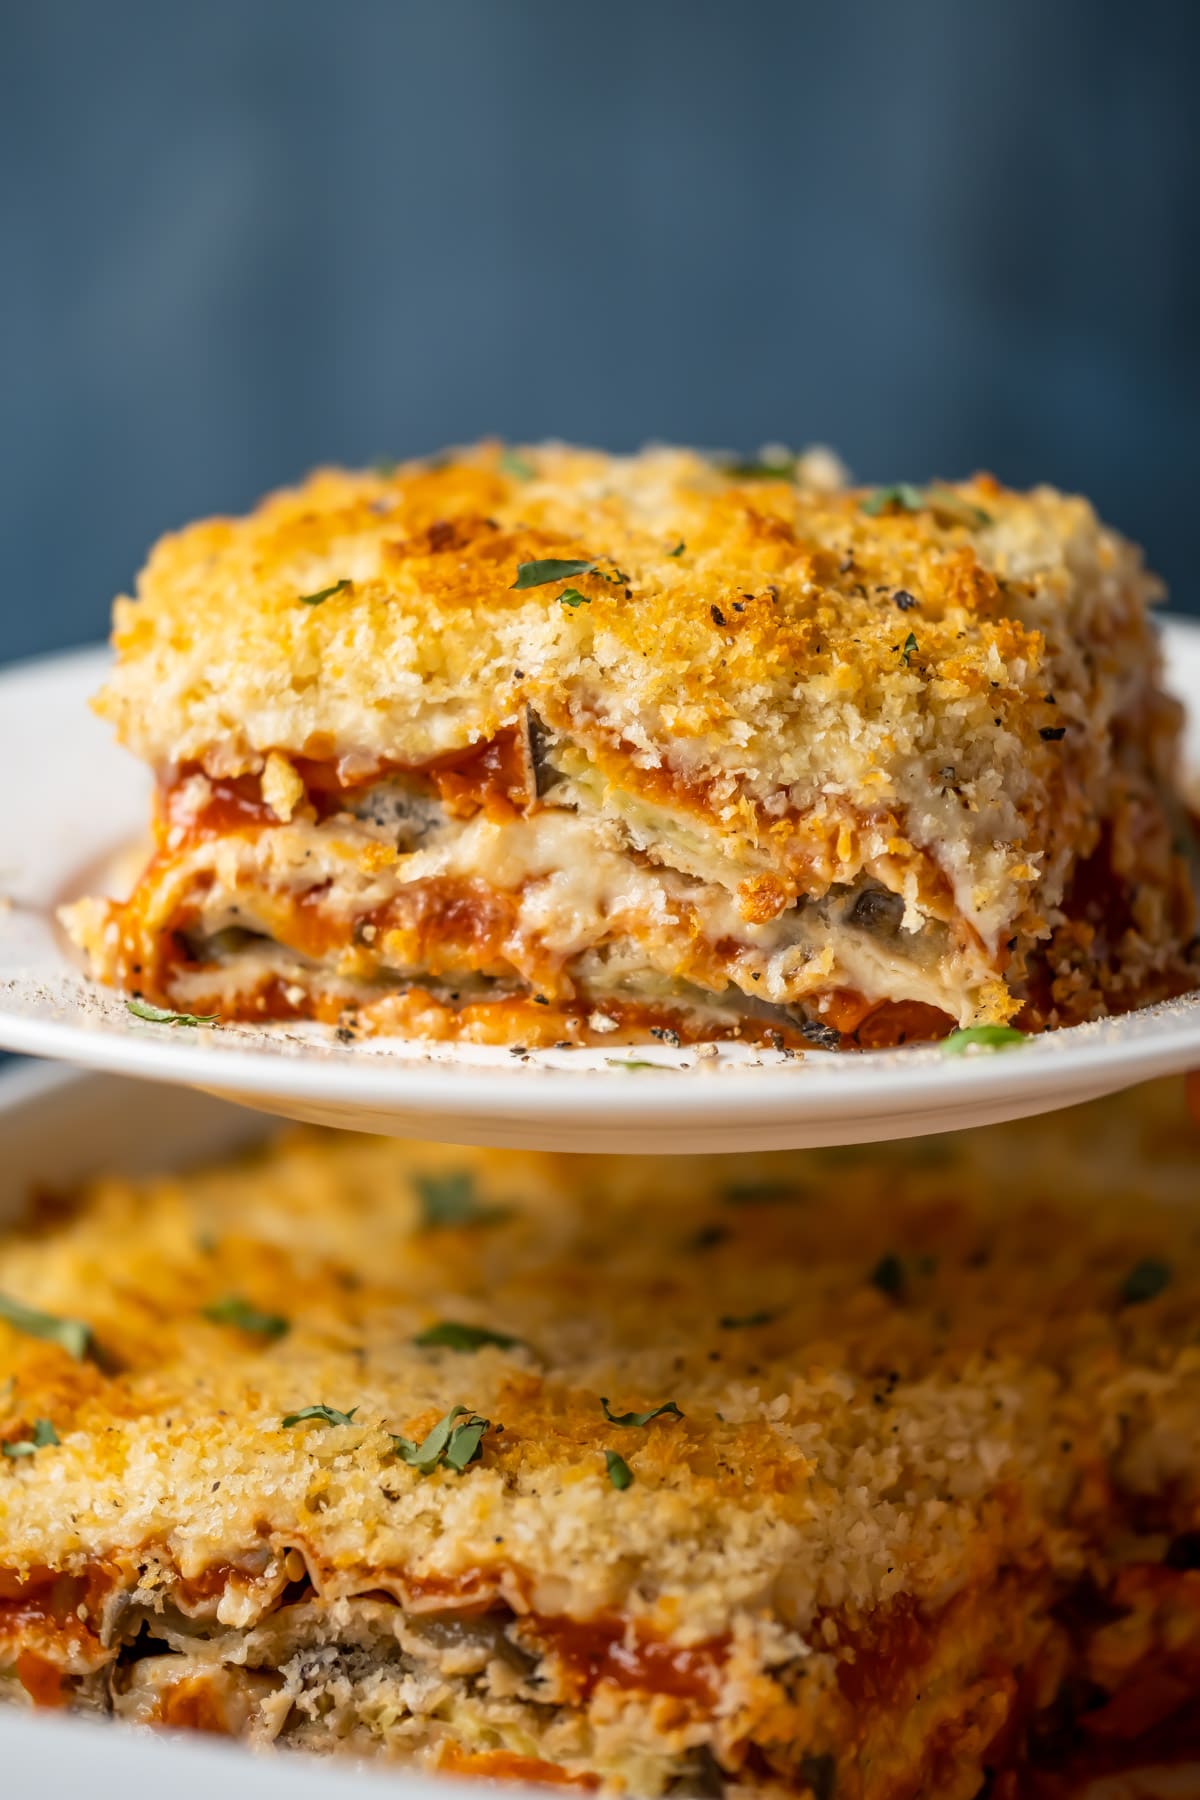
[203,1295,289,1340]
[499,448,535,480]
[600,1398,683,1427]
[861,482,926,516]
[900,631,919,666]
[668,540,686,556]
[412,1169,508,1229]
[0,1292,92,1360]
[724,458,796,481]
[869,1253,906,1297]
[862,484,990,528]
[281,1404,358,1429]
[1120,1258,1171,1306]
[392,1404,490,1474]
[719,1310,779,1329]
[924,485,992,528]
[558,587,591,609]
[298,578,352,607]
[800,1752,837,1800]
[126,997,217,1028]
[2,1419,59,1459]
[604,1057,673,1071]
[414,1320,524,1353]
[941,1025,1027,1055]
[604,1449,634,1489]
[510,557,595,590]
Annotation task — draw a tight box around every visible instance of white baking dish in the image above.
[0,1062,1193,1799]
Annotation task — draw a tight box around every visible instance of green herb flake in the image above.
[724,459,796,481]
[558,587,591,609]
[942,1025,1027,1056]
[600,1397,684,1427]
[372,459,398,478]
[861,483,990,528]
[392,1404,491,1474]
[499,448,535,481]
[869,1253,905,1298]
[510,558,595,591]
[604,1449,634,1490]
[604,1057,673,1072]
[923,485,992,529]
[900,631,919,666]
[1120,1258,1171,1307]
[126,997,218,1028]
[668,540,686,556]
[800,1752,837,1800]
[281,1404,358,1430]
[0,1292,92,1361]
[411,1169,508,1230]
[861,483,927,516]
[2,1419,59,1459]
[203,1295,290,1340]
[298,578,352,607]
[414,1320,524,1354]
[719,1309,779,1330]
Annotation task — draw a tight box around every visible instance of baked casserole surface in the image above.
[1,1078,1198,1794]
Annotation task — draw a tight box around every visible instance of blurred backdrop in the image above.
[3,0,1197,665]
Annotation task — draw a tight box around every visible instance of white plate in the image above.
[0,628,1197,1152]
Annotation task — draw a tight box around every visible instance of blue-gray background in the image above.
[3,0,1198,667]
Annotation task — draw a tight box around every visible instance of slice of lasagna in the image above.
[64,443,1198,1048]
[2,1079,1198,1794]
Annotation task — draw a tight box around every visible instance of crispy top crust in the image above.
[100,444,1161,773]
[94,443,1178,947]
[1,1079,1197,1649]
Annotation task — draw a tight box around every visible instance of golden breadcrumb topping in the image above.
[2,1080,1197,1627]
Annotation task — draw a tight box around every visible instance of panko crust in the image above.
[1,1080,1199,1792]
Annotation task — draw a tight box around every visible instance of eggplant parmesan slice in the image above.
[63,443,1198,1045]
[1,1078,1198,1791]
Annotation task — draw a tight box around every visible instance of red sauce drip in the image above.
[849,998,956,1049]
[153,1675,236,1735]
[0,1563,115,1667]
[165,774,276,840]
[431,727,530,821]
[439,1750,599,1790]
[0,1562,115,1623]
[168,723,534,846]
[15,1649,65,1709]
[833,1596,933,1707]
[531,1615,727,1705]
[798,991,956,1049]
